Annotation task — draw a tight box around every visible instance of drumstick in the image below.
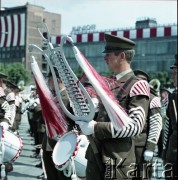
[172,99,177,123]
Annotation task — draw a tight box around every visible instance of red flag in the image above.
[31,58,68,139]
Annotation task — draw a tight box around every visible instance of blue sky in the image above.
[1,0,177,34]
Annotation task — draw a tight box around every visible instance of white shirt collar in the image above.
[116,69,132,80]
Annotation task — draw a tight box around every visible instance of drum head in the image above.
[52,131,78,166]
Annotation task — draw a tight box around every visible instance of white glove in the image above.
[144,150,154,161]
[75,120,96,135]
[0,122,9,130]
[91,97,99,112]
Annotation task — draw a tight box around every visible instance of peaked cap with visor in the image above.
[103,33,136,53]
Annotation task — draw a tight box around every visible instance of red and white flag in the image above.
[31,57,68,139]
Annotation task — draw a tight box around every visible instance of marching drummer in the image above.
[4,80,18,131]
[41,67,75,180]
[0,72,12,180]
[133,70,163,179]
[0,73,11,130]
[76,34,150,179]
[0,73,10,96]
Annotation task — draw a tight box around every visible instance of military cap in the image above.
[5,79,19,89]
[170,53,178,69]
[103,33,136,53]
[0,72,8,79]
[134,69,150,82]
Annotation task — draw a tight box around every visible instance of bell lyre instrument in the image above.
[29,23,96,179]
[29,23,95,122]
[29,23,130,179]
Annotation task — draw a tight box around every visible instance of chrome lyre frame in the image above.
[28,24,95,122]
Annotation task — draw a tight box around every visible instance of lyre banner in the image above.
[31,57,68,139]
[73,45,130,131]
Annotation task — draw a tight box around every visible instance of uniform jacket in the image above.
[133,88,162,151]
[0,90,11,125]
[163,88,177,161]
[145,89,162,151]
[86,71,150,167]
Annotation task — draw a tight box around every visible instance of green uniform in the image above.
[133,89,162,179]
[85,71,150,180]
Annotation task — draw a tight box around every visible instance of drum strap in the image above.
[70,157,77,180]
[62,157,78,179]
[0,142,2,164]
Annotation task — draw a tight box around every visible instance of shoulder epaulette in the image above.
[150,96,161,109]
[6,92,16,102]
[130,80,150,98]
[0,87,5,97]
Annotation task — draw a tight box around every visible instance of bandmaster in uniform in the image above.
[76,34,150,180]
[42,68,75,180]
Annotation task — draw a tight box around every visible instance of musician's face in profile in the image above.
[0,79,2,87]
[47,76,63,96]
[48,76,55,95]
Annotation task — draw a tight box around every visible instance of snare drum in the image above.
[52,131,89,178]
[0,126,23,163]
[73,134,89,177]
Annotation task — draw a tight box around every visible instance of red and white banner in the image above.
[51,25,177,44]
[31,57,68,139]
[0,13,25,47]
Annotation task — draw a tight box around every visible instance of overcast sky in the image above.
[1,0,177,34]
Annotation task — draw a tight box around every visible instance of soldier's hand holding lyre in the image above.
[75,120,97,135]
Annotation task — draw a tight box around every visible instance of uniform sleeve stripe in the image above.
[162,117,170,149]
[2,101,11,122]
[111,106,146,138]
[162,96,169,108]
[147,113,162,144]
